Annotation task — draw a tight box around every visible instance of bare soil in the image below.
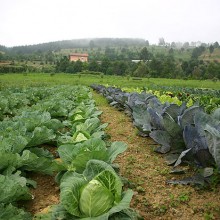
[19,145,60,214]
[20,93,220,220]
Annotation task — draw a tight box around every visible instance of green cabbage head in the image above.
[60,160,134,219]
[79,179,114,217]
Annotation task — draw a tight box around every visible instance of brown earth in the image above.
[20,173,59,214]
[20,92,220,220]
[19,145,60,214]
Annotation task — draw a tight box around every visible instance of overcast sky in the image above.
[1,0,220,47]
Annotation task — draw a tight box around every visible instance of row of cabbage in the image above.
[121,85,220,113]
[91,84,220,186]
[0,85,140,220]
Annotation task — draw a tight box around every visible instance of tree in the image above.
[105,47,116,60]
[183,42,190,48]
[88,61,100,72]
[140,47,150,61]
[100,58,110,74]
[0,52,3,61]
[213,41,219,48]
[149,58,163,77]
[171,42,176,48]
[168,48,174,55]
[133,62,148,77]
[89,40,95,49]
[209,45,214,54]
[113,61,128,75]
[74,60,83,73]
[191,46,205,59]
[158,38,165,46]
[145,40,150,46]
[56,56,69,72]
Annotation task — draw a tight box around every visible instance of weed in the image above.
[178,192,190,203]
[157,168,170,176]
[204,212,215,220]
[153,204,168,216]
[209,167,220,191]
[169,194,179,207]
[136,186,145,193]
[142,197,150,207]
[126,155,136,165]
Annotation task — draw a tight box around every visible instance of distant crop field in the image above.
[0,73,220,90]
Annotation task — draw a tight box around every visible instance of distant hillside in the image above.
[199,47,220,62]
[3,38,147,55]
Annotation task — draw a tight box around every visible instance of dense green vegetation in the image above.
[1,38,220,80]
[0,73,220,90]
[0,84,141,219]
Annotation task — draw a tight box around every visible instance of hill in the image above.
[199,47,220,62]
[2,38,147,54]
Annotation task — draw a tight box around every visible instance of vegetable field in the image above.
[0,73,220,219]
[0,85,140,219]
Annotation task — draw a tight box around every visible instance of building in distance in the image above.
[69,53,88,62]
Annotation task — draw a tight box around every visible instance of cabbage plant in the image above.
[57,138,127,173]
[36,160,139,219]
[59,160,137,219]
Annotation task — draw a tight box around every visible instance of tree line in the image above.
[1,38,220,80]
[55,44,220,80]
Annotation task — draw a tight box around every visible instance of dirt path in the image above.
[93,92,220,220]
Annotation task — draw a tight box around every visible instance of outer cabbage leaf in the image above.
[20,150,56,175]
[13,111,51,132]
[132,104,152,134]
[26,126,56,147]
[212,108,220,121]
[60,176,87,217]
[58,139,126,173]
[162,112,182,138]
[183,125,213,167]
[148,107,164,130]
[178,106,203,128]
[107,141,127,163]
[0,152,21,172]
[82,160,117,181]
[205,124,220,169]
[0,171,32,203]
[0,135,28,153]
[149,130,171,151]
[162,103,186,123]
[0,203,32,220]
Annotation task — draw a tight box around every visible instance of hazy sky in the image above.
[1,0,220,47]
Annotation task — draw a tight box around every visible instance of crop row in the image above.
[91,84,220,186]
[0,85,141,219]
[120,85,220,113]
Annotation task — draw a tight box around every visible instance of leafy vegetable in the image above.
[58,160,135,219]
[0,203,32,220]
[0,171,32,203]
[57,138,127,173]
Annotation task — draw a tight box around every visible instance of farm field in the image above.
[0,73,220,89]
[0,73,220,219]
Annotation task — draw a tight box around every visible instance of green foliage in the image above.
[56,160,135,219]
[0,203,32,220]
[57,138,127,173]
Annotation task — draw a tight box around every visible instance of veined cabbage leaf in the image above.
[0,203,32,220]
[57,138,127,173]
[0,171,32,203]
[57,160,136,219]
